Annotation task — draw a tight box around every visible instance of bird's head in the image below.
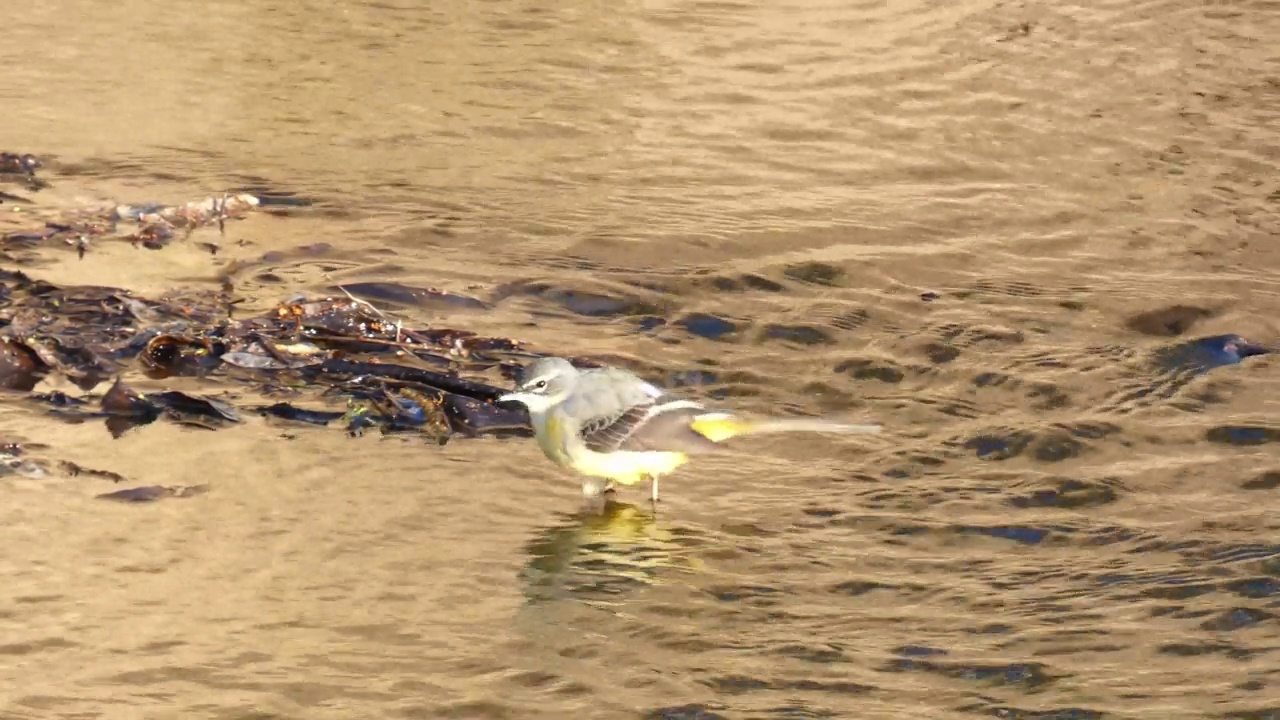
[497,356,579,413]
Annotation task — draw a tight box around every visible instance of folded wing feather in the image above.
[571,368,724,454]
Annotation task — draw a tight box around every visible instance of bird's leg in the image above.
[648,474,660,505]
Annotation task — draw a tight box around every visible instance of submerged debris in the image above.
[0,238,539,446]
[1,168,260,258]
[0,152,578,506]
[0,153,564,502]
[0,153,41,177]
[58,460,127,483]
[0,438,203,503]
[96,484,211,503]
[0,152,45,191]
[0,262,545,500]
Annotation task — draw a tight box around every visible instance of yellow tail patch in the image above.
[689,414,753,442]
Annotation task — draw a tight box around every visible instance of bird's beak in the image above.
[496,392,527,408]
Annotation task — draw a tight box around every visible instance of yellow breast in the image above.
[534,413,571,465]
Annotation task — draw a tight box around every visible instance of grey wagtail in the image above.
[497,357,882,502]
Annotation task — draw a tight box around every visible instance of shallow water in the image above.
[2,0,1279,718]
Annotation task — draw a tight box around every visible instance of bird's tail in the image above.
[689,412,881,443]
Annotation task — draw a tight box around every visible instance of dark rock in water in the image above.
[1125,305,1216,337]
[1152,333,1272,374]
[678,313,738,341]
[783,261,844,287]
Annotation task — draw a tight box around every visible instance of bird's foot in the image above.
[645,474,660,508]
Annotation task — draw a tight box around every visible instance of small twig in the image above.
[336,285,384,316]
[216,192,228,236]
[59,460,127,483]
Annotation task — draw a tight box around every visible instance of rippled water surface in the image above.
[3,0,1279,718]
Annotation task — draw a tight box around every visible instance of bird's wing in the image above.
[569,368,723,454]
[578,402,657,453]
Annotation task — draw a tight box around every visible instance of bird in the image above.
[496,357,882,503]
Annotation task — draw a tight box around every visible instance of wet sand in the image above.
[2,0,1279,718]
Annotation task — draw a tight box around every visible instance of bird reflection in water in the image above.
[520,498,704,606]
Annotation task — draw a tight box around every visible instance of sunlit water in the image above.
[1,0,1278,718]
